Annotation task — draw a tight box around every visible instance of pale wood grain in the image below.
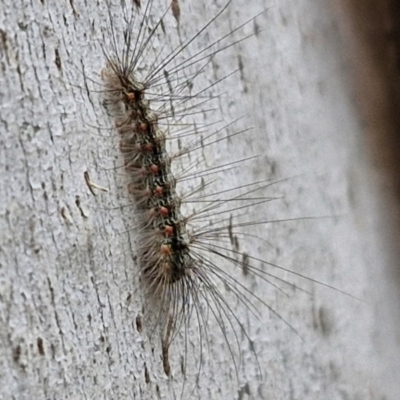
[0,0,398,399]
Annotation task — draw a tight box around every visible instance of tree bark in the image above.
[0,0,399,399]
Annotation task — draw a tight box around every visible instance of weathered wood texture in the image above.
[0,0,399,399]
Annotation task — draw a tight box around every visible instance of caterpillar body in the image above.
[82,0,355,398]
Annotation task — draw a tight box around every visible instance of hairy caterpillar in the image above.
[81,0,357,398]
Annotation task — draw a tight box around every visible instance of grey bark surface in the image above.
[1,0,399,399]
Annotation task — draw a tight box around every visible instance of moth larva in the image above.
[85,0,357,396]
